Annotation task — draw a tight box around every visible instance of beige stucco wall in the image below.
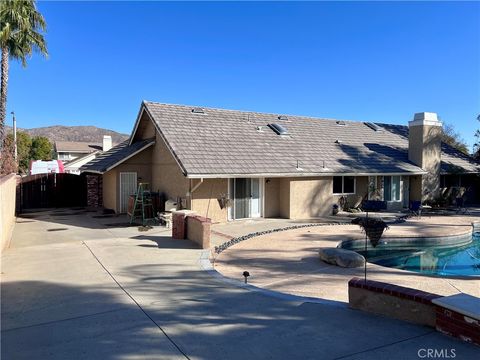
[278,178,291,218]
[0,174,17,253]
[103,170,117,211]
[264,178,281,218]
[408,124,442,201]
[270,176,370,219]
[288,177,334,219]
[151,132,189,205]
[102,148,153,213]
[190,178,228,223]
[409,175,422,202]
[132,111,156,142]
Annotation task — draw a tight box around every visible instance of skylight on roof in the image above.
[268,123,289,135]
[191,107,205,114]
[365,122,382,132]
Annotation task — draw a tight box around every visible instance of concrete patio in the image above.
[1,208,479,359]
[214,213,480,302]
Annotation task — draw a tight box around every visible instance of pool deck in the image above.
[213,213,480,303]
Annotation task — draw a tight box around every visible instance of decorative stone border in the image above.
[214,221,351,254]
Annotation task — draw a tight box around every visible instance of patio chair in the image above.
[409,201,422,218]
[455,197,469,215]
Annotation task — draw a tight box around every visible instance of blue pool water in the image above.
[346,232,480,277]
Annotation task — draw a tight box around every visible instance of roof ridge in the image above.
[143,100,394,125]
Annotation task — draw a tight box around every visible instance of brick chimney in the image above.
[408,112,442,201]
[102,135,112,152]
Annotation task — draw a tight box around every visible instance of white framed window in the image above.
[384,176,401,201]
[333,176,356,195]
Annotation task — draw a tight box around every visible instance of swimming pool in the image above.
[340,231,480,277]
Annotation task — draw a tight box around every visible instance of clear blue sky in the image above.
[7,1,480,150]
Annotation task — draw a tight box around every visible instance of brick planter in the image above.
[348,278,480,347]
[348,277,441,327]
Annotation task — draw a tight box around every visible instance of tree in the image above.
[0,0,48,173]
[30,136,51,160]
[6,130,31,173]
[0,133,16,174]
[442,123,469,155]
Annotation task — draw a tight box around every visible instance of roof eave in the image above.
[186,170,427,179]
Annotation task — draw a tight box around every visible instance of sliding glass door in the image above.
[230,178,262,219]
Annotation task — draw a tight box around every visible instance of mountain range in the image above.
[6,125,129,144]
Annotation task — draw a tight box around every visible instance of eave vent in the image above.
[268,123,289,135]
[278,115,288,121]
[365,122,382,132]
[191,107,205,114]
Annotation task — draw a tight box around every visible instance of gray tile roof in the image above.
[143,101,478,177]
[80,138,155,173]
[82,101,480,177]
[55,141,102,153]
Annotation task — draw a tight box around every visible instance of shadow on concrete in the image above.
[131,234,199,250]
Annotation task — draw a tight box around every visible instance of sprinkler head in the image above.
[242,271,250,283]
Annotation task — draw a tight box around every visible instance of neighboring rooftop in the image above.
[55,141,102,153]
[80,138,155,174]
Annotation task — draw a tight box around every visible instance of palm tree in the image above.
[0,0,47,156]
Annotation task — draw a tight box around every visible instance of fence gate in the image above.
[18,173,87,211]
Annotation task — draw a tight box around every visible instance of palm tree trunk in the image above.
[0,46,9,153]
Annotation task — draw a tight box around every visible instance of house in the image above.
[80,101,480,222]
[55,136,113,174]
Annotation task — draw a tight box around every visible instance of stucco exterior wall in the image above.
[132,111,156,142]
[409,175,422,202]
[114,148,153,212]
[288,177,334,219]
[264,178,280,218]
[151,132,189,204]
[278,178,291,218]
[408,123,442,201]
[0,174,17,253]
[190,178,228,223]
[114,148,152,184]
[103,170,117,211]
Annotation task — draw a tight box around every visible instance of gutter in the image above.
[186,171,427,179]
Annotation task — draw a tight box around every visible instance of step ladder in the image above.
[129,183,156,226]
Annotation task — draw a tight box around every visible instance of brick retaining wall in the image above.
[348,277,479,346]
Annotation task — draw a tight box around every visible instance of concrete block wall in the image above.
[0,174,18,253]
